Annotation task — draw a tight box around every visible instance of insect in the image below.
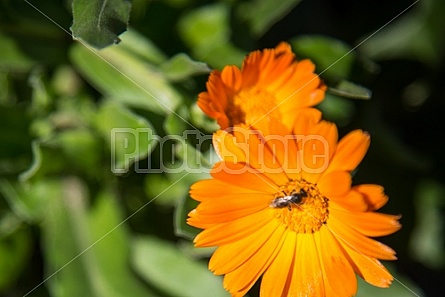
[270,189,308,210]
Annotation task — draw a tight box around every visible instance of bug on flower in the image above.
[270,189,308,210]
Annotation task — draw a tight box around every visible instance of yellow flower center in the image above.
[272,179,329,233]
[226,87,277,126]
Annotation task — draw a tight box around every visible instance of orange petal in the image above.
[329,215,397,260]
[300,120,337,183]
[353,184,389,211]
[194,208,274,247]
[216,126,290,185]
[241,128,290,185]
[193,193,271,224]
[212,129,246,163]
[325,130,370,175]
[209,219,283,275]
[315,227,357,297]
[190,179,265,201]
[332,208,401,237]
[343,246,394,288]
[260,231,296,297]
[211,161,279,194]
[317,171,352,198]
[222,221,287,296]
[329,190,368,212]
[287,234,325,297]
[221,65,243,93]
[261,120,301,181]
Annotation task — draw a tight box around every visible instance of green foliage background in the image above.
[0,0,444,296]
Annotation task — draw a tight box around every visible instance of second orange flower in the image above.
[198,42,326,130]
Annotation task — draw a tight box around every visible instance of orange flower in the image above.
[188,111,400,297]
[198,42,326,130]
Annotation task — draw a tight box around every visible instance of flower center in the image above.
[226,87,277,126]
[271,179,329,233]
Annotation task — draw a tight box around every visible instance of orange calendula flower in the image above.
[198,42,326,130]
[188,111,400,297]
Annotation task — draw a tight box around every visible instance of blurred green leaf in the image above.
[54,129,102,178]
[0,180,53,222]
[87,190,157,296]
[291,35,354,81]
[0,179,34,223]
[18,140,67,182]
[0,105,32,175]
[70,43,181,113]
[39,179,92,297]
[238,0,302,36]
[177,239,216,259]
[94,101,157,173]
[175,141,211,171]
[71,0,131,49]
[0,227,32,290]
[178,3,246,68]
[174,194,200,240]
[163,105,189,135]
[29,67,51,114]
[51,65,83,97]
[118,29,168,65]
[160,53,211,82]
[409,179,445,269]
[42,177,154,297]
[359,0,445,65]
[132,236,229,297]
[317,93,355,127]
[0,212,22,238]
[144,173,184,207]
[329,80,372,100]
[19,141,43,182]
[0,33,34,72]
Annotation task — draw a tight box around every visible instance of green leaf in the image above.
[70,43,181,113]
[0,180,54,223]
[41,178,155,297]
[39,179,91,297]
[359,0,445,65]
[0,227,32,290]
[178,3,246,69]
[163,105,189,135]
[71,0,131,49]
[87,190,158,296]
[0,33,34,72]
[316,93,355,127]
[409,179,445,269]
[174,194,200,240]
[160,53,211,82]
[0,105,33,175]
[117,29,168,65]
[144,173,183,207]
[54,129,102,178]
[328,80,372,100]
[238,0,302,36]
[132,236,229,297]
[291,35,354,81]
[0,212,22,238]
[0,179,35,223]
[18,140,63,182]
[93,101,157,173]
[19,140,42,181]
[28,67,51,114]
